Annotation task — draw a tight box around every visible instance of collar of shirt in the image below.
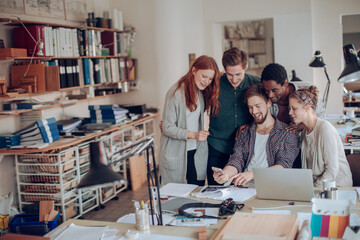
[220,73,250,90]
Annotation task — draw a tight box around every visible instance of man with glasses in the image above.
[207,47,260,185]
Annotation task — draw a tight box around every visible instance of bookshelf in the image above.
[223,19,274,77]
[0,17,138,117]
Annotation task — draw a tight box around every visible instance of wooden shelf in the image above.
[0,81,130,98]
[0,90,136,116]
[0,113,158,154]
[0,55,129,61]
[0,17,135,33]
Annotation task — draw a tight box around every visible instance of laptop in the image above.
[253,168,314,202]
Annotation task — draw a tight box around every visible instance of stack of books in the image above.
[89,105,129,124]
[0,135,21,149]
[13,118,60,145]
[57,119,83,135]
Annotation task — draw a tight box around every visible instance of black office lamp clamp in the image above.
[309,50,331,109]
[77,137,163,226]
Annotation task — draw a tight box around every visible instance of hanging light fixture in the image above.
[338,44,360,83]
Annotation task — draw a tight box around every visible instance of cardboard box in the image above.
[0,48,27,58]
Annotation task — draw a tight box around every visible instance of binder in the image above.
[58,59,67,88]
[65,59,74,87]
[82,58,91,85]
[92,58,101,84]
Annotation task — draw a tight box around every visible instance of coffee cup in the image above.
[323,179,336,191]
[320,187,338,200]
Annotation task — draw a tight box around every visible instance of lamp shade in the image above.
[77,141,126,189]
[338,44,360,83]
[309,50,326,67]
[291,70,302,82]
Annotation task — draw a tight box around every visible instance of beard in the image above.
[253,110,268,124]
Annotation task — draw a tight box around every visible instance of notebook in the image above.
[253,168,314,202]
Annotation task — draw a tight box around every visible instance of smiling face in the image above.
[289,98,307,124]
[247,95,271,124]
[225,64,247,88]
[192,68,215,90]
[262,80,289,103]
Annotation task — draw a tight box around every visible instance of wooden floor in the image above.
[82,184,149,222]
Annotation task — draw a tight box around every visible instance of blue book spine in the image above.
[16,103,36,109]
[36,118,59,143]
[36,118,57,127]
[82,58,91,85]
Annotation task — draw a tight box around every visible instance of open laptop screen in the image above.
[253,168,314,202]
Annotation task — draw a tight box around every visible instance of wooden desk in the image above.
[45,219,218,239]
[45,187,360,239]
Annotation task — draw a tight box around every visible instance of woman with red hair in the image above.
[160,55,220,185]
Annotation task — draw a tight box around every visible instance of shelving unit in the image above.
[0,17,137,116]
[222,19,273,77]
[10,115,157,222]
[15,147,81,222]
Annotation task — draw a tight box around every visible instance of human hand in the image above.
[194,130,209,141]
[235,124,249,140]
[232,171,253,186]
[286,122,305,134]
[212,167,229,184]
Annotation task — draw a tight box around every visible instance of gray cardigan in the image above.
[159,83,208,185]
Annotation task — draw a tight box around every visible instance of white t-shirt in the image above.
[186,98,200,151]
[245,132,269,171]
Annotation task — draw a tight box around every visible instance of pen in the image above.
[201,186,208,193]
[140,200,144,209]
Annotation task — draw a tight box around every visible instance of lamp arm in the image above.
[322,67,331,109]
[111,137,154,165]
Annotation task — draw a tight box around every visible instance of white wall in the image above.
[202,0,312,81]
[202,0,360,115]
[110,0,205,149]
[311,0,360,114]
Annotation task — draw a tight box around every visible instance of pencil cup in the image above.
[135,207,150,231]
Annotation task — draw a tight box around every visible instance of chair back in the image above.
[346,154,360,186]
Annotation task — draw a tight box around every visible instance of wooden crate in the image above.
[129,153,147,191]
[210,212,299,240]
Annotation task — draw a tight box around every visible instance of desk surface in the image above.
[45,187,360,239]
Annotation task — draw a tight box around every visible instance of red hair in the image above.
[175,55,220,116]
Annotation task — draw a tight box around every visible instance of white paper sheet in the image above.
[118,233,196,240]
[54,223,108,240]
[338,190,357,204]
[169,208,218,227]
[117,213,175,225]
[196,186,256,202]
[252,209,291,215]
[160,183,198,197]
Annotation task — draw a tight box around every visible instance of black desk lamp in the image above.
[338,44,360,83]
[77,137,163,225]
[291,70,302,82]
[309,50,331,108]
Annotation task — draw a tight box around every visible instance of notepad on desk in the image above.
[159,183,198,198]
[195,186,256,202]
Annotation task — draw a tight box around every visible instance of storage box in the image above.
[311,198,350,238]
[0,48,27,58]
[9,213,60,236]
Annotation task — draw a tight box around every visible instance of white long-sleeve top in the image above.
[301,118,352,187]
